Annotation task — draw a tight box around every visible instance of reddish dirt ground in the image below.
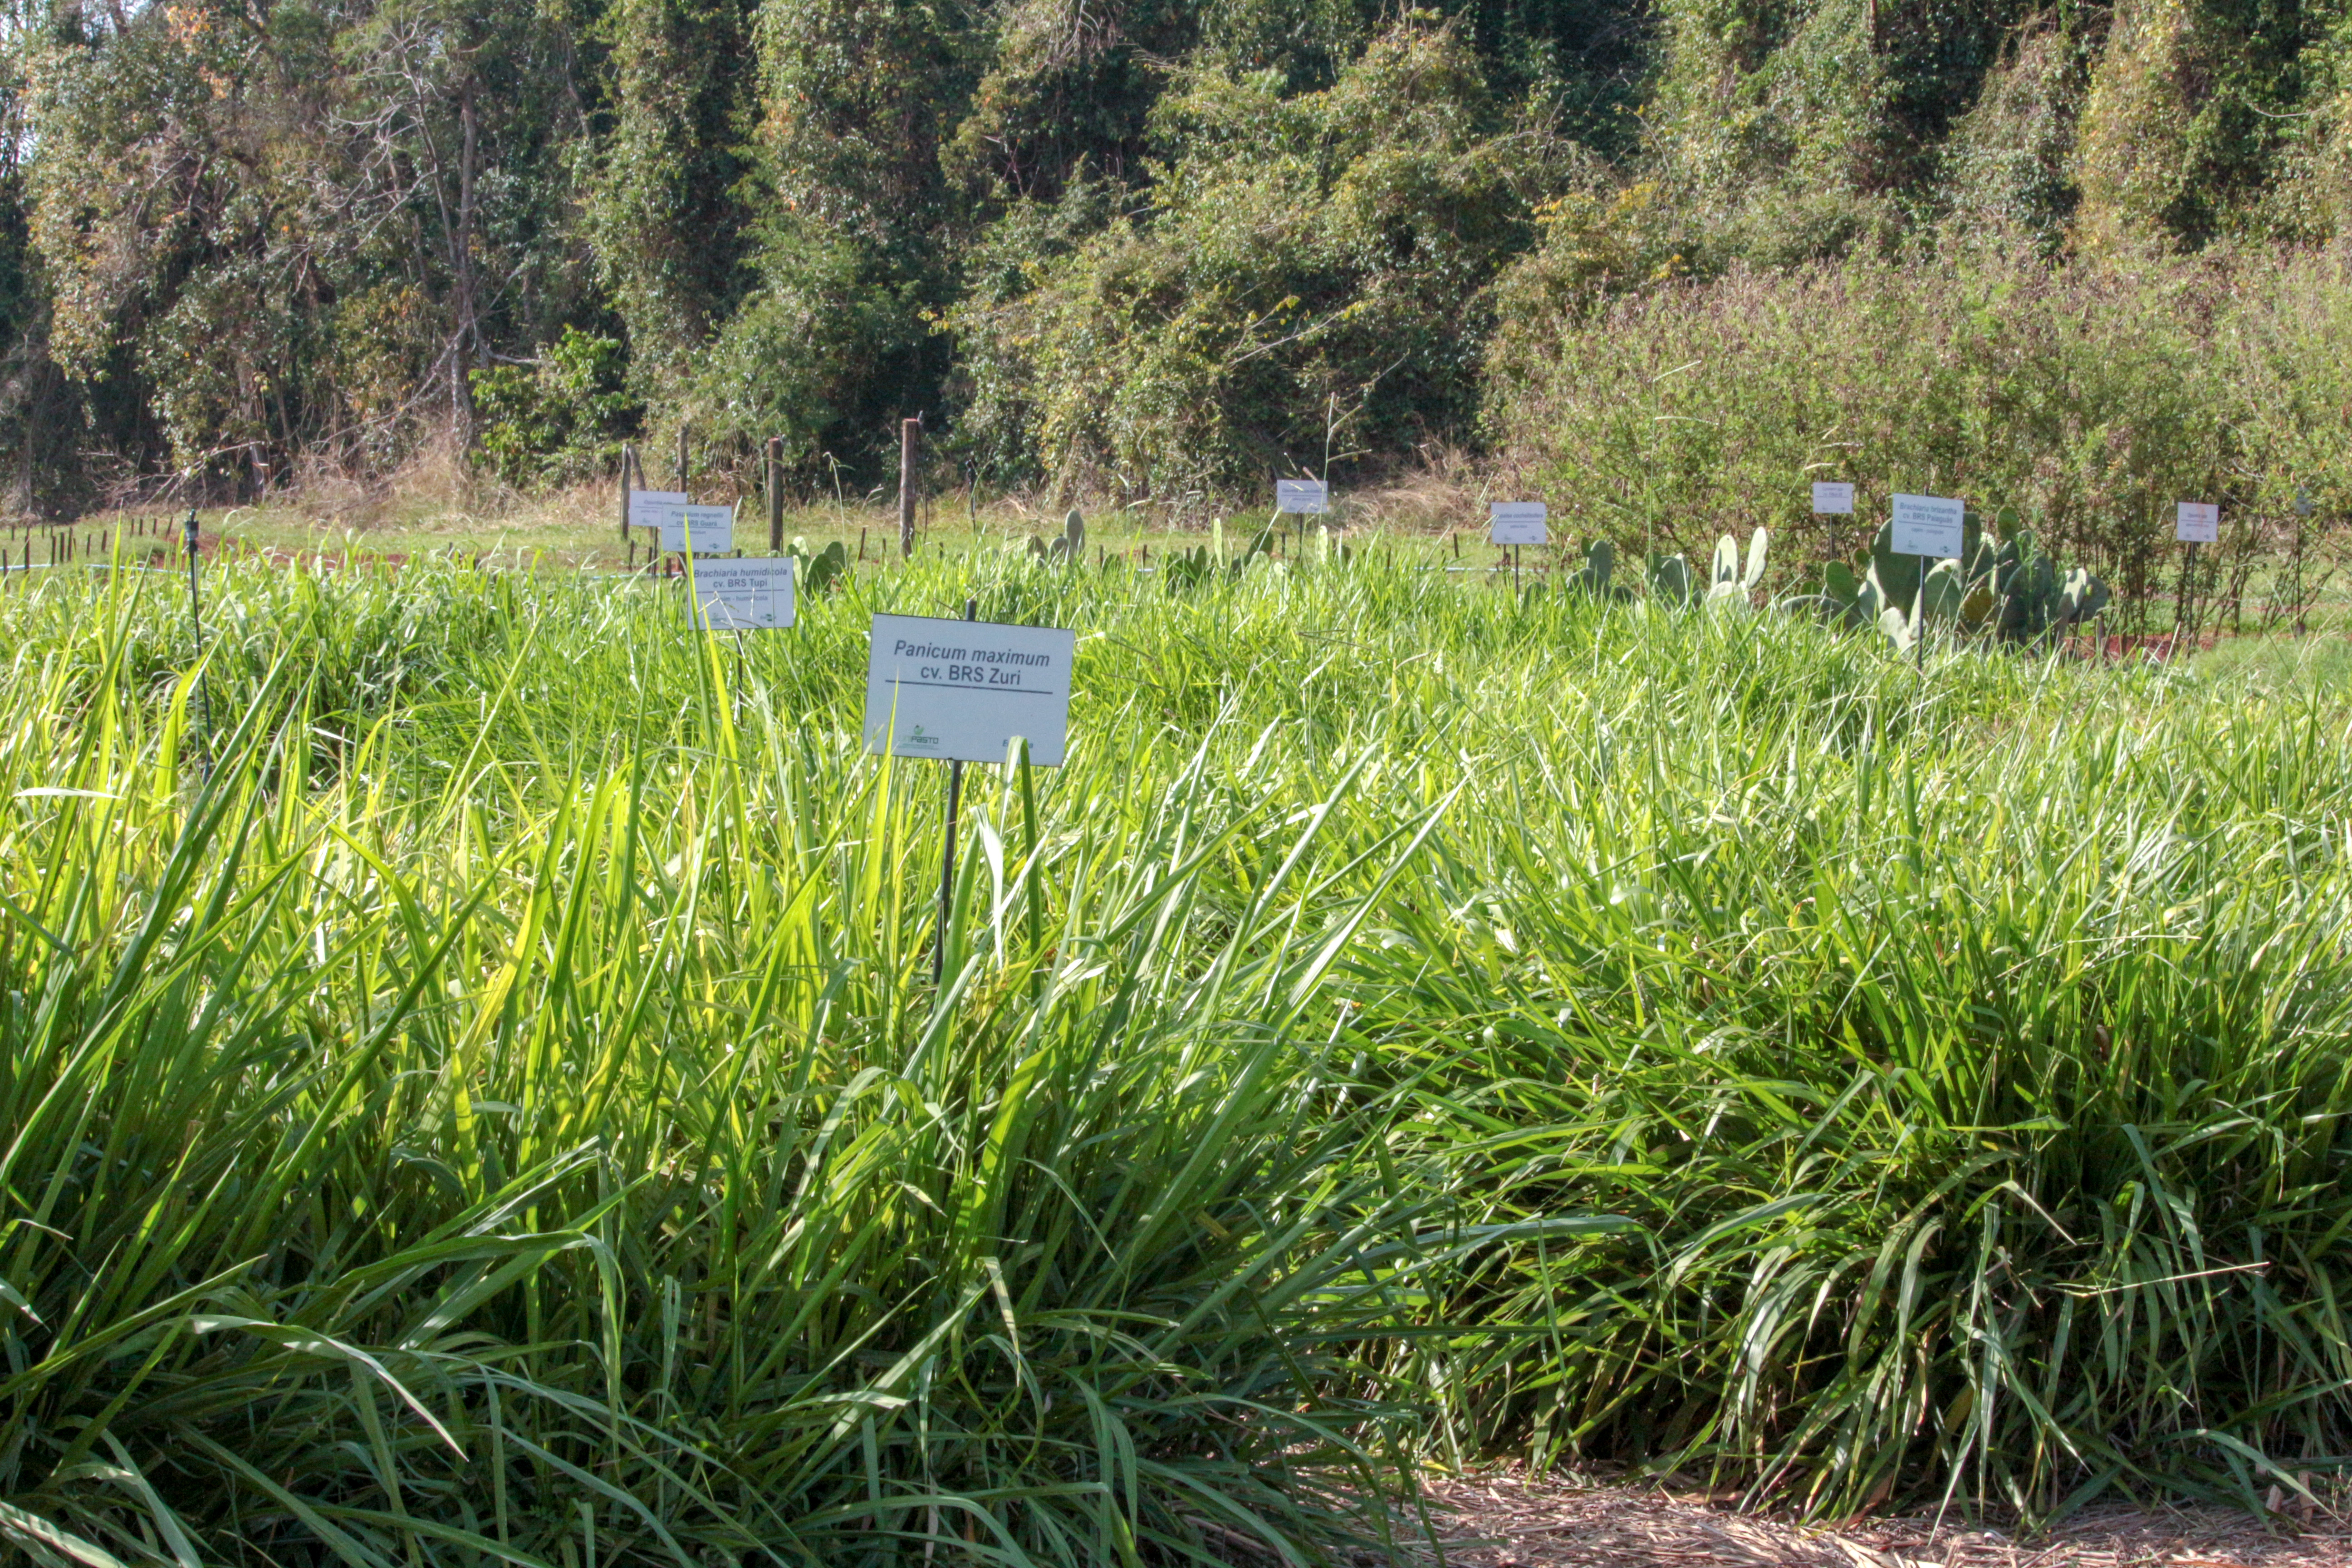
[1405,1468,2352,1567]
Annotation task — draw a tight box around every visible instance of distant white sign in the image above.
[2176,501,2220,544]
[1891,492,1965,559]
[1812,482,1855,515]
[657,503,735,554]
[691,556,794,630]
[1276,480,1328,515]
[864,614,1078,766]
[1489,501,1548,546]
[628,489,687,530]
[2298,490,2317,518]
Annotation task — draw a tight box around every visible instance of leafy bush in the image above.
[950,19,1572,502]
[1485,245,2352,625]
[470,328,642,488]
[673,220,926,473]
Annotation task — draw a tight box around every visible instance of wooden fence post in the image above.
[899,418,920,559]
[767,435,784,553]
[619,442,634,552]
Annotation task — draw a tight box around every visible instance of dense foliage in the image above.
[11,0,2352,510]
[6,547,2352,1561]
[2,0,1633,502]
[950,25,1569,499]
[1486,245,2352,622]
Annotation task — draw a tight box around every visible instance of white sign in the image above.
[1890,493,1965,558]
[1489,501,1548,546]
[864,614,1077,766]
[2176,501,2219,544]
[1276,480,1328,515]
[2298,490,2316,518]
[658,503,735,554]
[628,489,687,529]
[1812,482,1855,515]
[691,556,794,630]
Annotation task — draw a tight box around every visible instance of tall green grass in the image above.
[1,549,2350,1563]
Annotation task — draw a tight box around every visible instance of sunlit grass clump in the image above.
[2,547,2350,1565]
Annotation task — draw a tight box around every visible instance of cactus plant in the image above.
[1564,539,1622,598]
[1649,552,1694,608]
[1047,508,1087,564]
[1710,534,1740,590]
[1705,527,1769,610]
[1163,544,1216,593]
[787,536,849,593]
[1814,512,2108,654]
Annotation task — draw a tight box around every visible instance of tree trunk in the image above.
[448,74,481,451]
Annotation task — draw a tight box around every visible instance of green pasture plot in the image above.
[2191,634,2352,688]
[87,493,1459,574]
[1,544,2351,1564]
[69,485,2352,649]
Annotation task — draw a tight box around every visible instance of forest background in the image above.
[16,0,2352,580]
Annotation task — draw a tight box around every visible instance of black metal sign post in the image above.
[2175,540,2199,652]
[934,596,977,986]
[183,506,213,775]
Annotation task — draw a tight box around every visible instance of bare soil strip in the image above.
[1407,1468,2352,1568]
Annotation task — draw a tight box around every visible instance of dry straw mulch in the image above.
[1402,1468,2352,1568]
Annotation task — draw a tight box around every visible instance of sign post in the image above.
[1277,479,1328,556]
[183,505,211,775]
[939,601,971,985]
[657,503,735,557]
[2176,500,2218,650]
[691,554,796,692]
[864,608,1078,985]
[628,486,686,571]
[1890,492,1965,666]
[1812,482,1855,516]
[689,556,795,632]
[1489,501,1547,591]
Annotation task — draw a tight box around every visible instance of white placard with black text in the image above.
[657,503,735,554]
[691,556,795,630]
[628,489,687,530]
[1276,480,1329,515]
[864,614,1077,766]
[1891,493,1965,559]
[1812,482,1855,515]
[1489,501,1548,546]
[2176,501,2220,544]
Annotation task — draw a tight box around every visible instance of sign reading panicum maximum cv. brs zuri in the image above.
[864,614,1078,766]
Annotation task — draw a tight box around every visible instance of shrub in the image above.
[950,18,1572,503]
[1483,244,2352,626]
[470,327,642,488]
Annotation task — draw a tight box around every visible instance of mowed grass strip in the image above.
[0,546,2345,1563]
